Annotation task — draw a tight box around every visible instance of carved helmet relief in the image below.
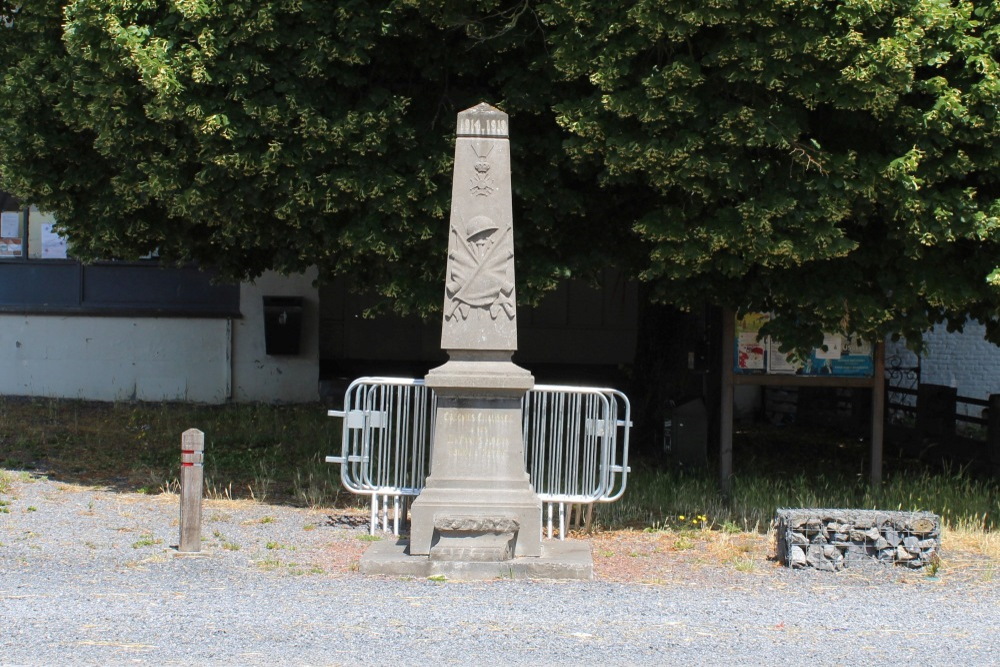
[445,213,515,321]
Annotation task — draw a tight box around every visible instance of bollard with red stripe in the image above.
[179,428,205,553]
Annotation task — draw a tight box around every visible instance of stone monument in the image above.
[408,102,541,560]
[360,103,591,579]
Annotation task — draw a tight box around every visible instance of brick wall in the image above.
[887,321,1000,415]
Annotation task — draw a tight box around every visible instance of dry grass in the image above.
[945,527,1000,558]
[590,523,998,586]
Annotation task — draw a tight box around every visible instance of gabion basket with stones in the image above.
[774,509,940,571]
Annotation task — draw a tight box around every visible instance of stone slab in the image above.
[359,538,593,581]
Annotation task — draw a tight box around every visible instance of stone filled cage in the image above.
[775,509,940,571]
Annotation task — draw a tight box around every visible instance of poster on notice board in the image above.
[734,312,874,378]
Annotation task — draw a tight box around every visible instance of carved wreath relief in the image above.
[469,144,496,197]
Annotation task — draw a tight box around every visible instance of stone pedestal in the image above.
[409,355,541,558]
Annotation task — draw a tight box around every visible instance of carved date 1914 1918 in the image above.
[458,117,508,137]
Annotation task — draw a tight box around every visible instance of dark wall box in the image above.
[263,296,304,355]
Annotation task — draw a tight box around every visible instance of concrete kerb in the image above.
[360,538,594,581]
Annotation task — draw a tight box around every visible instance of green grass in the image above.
[597,460,999,534]
[0,397,345,507]
[131,535,161,549]
[1,397,997,538]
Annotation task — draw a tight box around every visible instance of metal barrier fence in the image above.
[326,377,632,538]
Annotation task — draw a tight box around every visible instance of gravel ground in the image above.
[2,473,999,666]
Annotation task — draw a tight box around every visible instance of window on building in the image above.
[0,190,240,317]
[0,191,25,258]
[0,201,68,260]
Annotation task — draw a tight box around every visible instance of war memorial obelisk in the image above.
[360,103,592,579]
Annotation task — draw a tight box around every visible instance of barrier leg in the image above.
[382,494,389,533]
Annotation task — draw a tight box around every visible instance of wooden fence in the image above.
[886,383,1000,477]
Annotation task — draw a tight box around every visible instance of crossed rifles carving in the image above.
[445,214,515,321]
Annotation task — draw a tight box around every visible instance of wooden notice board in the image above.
[719,309,886,495]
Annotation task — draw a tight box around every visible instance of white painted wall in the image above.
[231,269,319,403]
[0,316,231,402]
[0,269,320,403]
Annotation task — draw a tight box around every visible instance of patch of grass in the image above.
[256,558,281,571]
[131,535,161,549]
[286,563,321,576]
[211,529,241,551]
[265,541,288,550]
[357,534,381,542]
[721,521,741,534]
[672,536,694,550]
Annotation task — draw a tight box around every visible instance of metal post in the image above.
[988,394,1000,478]
[870,341,885,486]
[179,428,205,553]
[720,309,735,498]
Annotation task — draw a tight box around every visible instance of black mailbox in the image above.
[663,397,708,471]
[262,296,304,355]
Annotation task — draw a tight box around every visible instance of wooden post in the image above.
[870,341,885,486]
[179,428,205,553]
[988,394,1000,479]
[720,309,735,498]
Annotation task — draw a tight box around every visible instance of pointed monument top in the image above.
[457,103,508,138]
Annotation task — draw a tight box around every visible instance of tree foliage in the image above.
[1,0,999,350]
[0,0,616,312]
[542,0,1000,350]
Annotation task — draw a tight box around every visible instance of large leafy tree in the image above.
[1,0,999,353]
[0,0,620,311]
[543,0,1000,351]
